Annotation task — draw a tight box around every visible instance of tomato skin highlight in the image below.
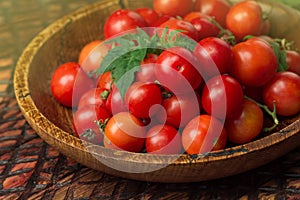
[262,71,300,117]
[146,125,182,154]
[225,99,264,145]
[104,112,146,153]
[182,115,227,154]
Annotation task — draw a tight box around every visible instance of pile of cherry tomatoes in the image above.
[50,0,300,155]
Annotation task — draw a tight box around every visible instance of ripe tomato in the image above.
[150,14,172,27]
[103,9,147,39]
[153,0,196,17]
[145,125,182,154]
[263,71,300,117]
[156,92,201,128]
[286,50,300,76]
[135,53,158,83]
[77,87,109,110]
[182,114,227,154]
[184,12,209,22]
[225,99,264,145]
[159,18,199,41]
[226,0,264,40]
[194,37,233,78]
[155,47,202,94]
[104,112,146,153]
[230,37,278,87]
[135,7,159,26]
[106,85,128,115]
[190,16,220,41]
[125,82,162,119]
[73,104,111,145]
[195,0,231,28]
[51,62,94,107]
[79,41,109,78]
[97,71,114,91]
[202,75,244,119]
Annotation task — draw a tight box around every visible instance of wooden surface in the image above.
[1,0,300,199]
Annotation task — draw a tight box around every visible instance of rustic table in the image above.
[1,0,300,199]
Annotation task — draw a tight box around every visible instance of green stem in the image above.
[244,96,279,132]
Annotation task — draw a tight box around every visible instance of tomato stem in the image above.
[244,96,279,132]
[209,17,236,45]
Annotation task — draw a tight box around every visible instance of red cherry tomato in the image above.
[77,87,109,110]
[135,7,159,26]
[202,75,244,119]
[159,18,199,41]
[73,104,111,145]
[51,62,94,107]
[194,37,233,78]
[226,0,264,40]
[106,85,128,115]
[150,14,172,27]
[135,53,158,83]
[97,71,114,91]
[286,50,300,76]
[225,99,264,144]
[184,12,209,22]
[155,47,202,94]
[195,0,231,28]
[153,0,196,17]
[125,82,162,119]
[156,92,201,128]
[103,9,147,39]
[182,114,227,154]
[230,37,278,87]
[104,112,146,153]
[190,16,220,41]
[146,125,182,154]
[263,71,300,117]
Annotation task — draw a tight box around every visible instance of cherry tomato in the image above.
[125,82,162,119]
[51,62,94,107]
[104,112,146,153]
[153,0,196,17]
[230,37,278,87]
[263,71,300,117]
[225,99,264,144]
[150,14,172,27]
[146,124,182,154]
[202,75,244,119]
[97,71,114,91]
[159,18,199,41]
[190,16,220,41]
[184,12,209,22]
[194,37,233,78]
[106,85,128,115]
[226,0,264,40]
[73,104,111,145]
[156,92,201,128]
[79,41,109,78]
[195,0,231,28]
[182,114,227,154]
[155,47,202,94]
[286,50,300,76]
[103,9,147,39]
[135,7,159,26]
[135,53,158,83]
[77,87,109,110]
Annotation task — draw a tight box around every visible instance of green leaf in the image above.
[269,40,289,72]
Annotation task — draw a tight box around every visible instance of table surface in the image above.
[1,0,300,199]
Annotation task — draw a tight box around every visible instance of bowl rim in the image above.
[13,0,300,170]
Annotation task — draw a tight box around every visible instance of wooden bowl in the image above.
[14,0,300,183]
